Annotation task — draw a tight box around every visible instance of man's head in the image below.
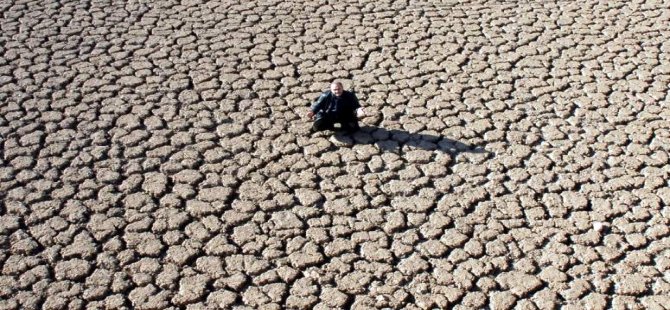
[330,82,344,97]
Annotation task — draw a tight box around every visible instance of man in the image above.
[307,81,361,133]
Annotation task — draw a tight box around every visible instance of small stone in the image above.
[137,236,165,257]
[271,211,304,230]
[420,240,447,257]
[561,191,588,209]
[489,291,517,310]
[359,243,393,263]
[462,291,487,308]
[43,296,68,310]
[204,235,238,256]
[496,272,543,297]
[54,258,91,280]
[102,294,126,309]
[173,274,210,305]
[142,172,168,196]
[232,223,260,245]
[195,256,225,277]
[641,295,670,309]
[263,283,287,303]
[60,231,97,258]
[440,229,469,248]
[117,76,143,87]
[129,284,169,309]
[186,200,223,217]
[582,293,608,310]
[532,288,560,309]
[0,215,21,234]
[334,174,363,189]
[172,169,203,185]
[197,186,232,202]
[463,239,484,257]
[336,271,372,294]
[207,290,238,308]
[242,286,270,306]
[286,295,319,309]
[178,89,200,104]
[288,242,324,268]
[398,254,430,275]
[383,211,406,233]
[295,188,323,206]
[166,245,199,265]
[538,266,567,283]
[615,275,648,295]
[320,287,349,308]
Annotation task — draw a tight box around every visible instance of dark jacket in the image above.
[310,91,361,121]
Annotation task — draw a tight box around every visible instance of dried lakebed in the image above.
[1,0,669,309]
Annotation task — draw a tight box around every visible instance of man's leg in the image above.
[339,116,360,133]
[313,116,334,132]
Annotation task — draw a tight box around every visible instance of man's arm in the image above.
[346,91,361,116]
[307,92,328,118]
[350,92,361,110]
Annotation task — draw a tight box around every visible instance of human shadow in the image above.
[332,125,493,157]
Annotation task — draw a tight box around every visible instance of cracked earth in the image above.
[1,0,670,309]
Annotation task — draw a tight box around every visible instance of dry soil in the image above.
[1,0,670,309]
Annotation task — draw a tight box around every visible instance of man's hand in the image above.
[306,111,315,119]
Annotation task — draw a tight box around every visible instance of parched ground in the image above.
[1,0,669,309]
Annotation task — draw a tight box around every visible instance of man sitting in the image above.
[306,81,361,133]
